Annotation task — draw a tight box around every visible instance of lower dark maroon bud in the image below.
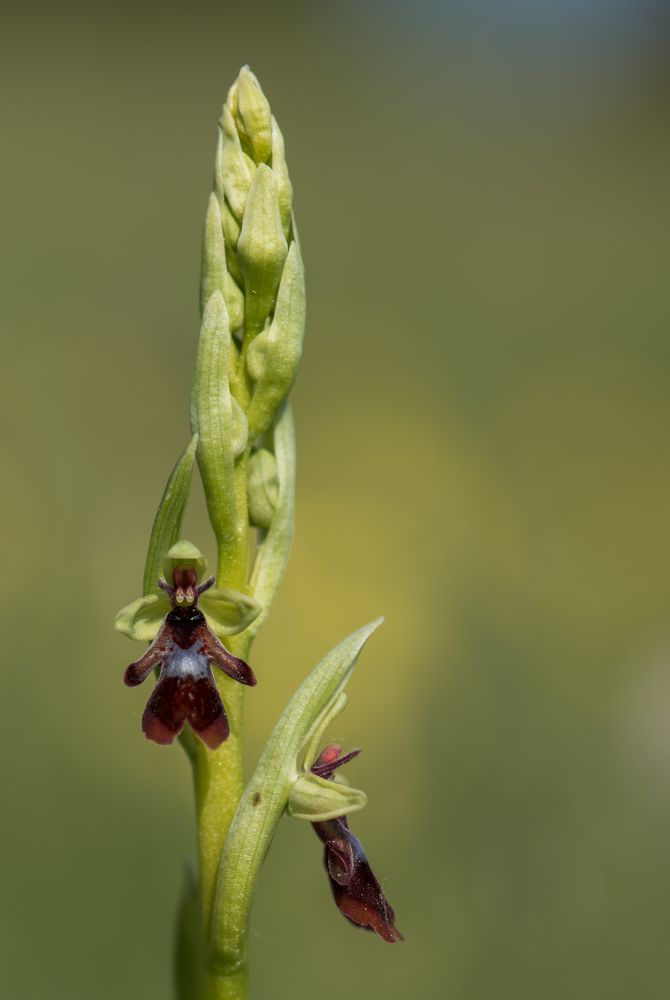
[313,818,403,943]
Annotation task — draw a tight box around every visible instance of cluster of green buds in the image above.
[195,67,305,595]
[114,67,399,1000]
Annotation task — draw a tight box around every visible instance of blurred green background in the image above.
[2,1,670,997]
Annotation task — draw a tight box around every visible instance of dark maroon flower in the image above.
[311,744,403,943]
[124,568,256,749]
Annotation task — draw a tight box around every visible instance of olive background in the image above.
[2,2,670,998]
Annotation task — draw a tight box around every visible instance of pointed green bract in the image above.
[142,435,198,597]
[200,193,227,314]
[210,618,383,970]
[190,292,239,556]
[200,193,245,331]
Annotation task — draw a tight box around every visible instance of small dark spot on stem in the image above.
[252,791,261,806]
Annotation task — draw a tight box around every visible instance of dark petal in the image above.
[311,747,362,779]
[173,566,197,590]
[142,675,188,745]
[185,675,230,749]
[141,673,231,749]
[197,626,256,686]
[196,575,215,597]
[313,819,356,884]
[124,626,171,686]
[314,821,403,943]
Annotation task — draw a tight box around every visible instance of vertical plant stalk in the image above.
[192,404,296,1000]
[190,297,253,996]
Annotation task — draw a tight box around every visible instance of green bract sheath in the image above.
[142,435,198,597]
[211,618,383,971]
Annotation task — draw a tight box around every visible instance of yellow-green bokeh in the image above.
[2,2,670,998]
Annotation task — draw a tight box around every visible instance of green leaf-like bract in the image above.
[209,617,383,971]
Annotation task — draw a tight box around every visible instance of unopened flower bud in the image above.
[237,164,288,336]
[233,66,273,165]
[246,241,305,437]
[200,193,245,331]
[271,118,293,236]
[248,448,279,529]
[217,105,254,222]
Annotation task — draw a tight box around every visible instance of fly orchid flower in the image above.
[309,744,403,943]
[116,540,259,748]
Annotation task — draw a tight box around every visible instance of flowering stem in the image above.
[192,657,250,1000]
[192,452,253,1000]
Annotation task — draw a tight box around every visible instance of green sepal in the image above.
[163,540,208,582]
[114,592,170,642]
[237,164,288,336]
[288,772,367,822]
[246,241,305,437]
[247,448,278,529]
[142,435,198,597]
[114,585,259,643]
[199,587,261,636]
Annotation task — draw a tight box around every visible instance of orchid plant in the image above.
[114,67,401,1000]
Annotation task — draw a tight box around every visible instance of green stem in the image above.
[193,452,252,1000]
[193,645,249,1000]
